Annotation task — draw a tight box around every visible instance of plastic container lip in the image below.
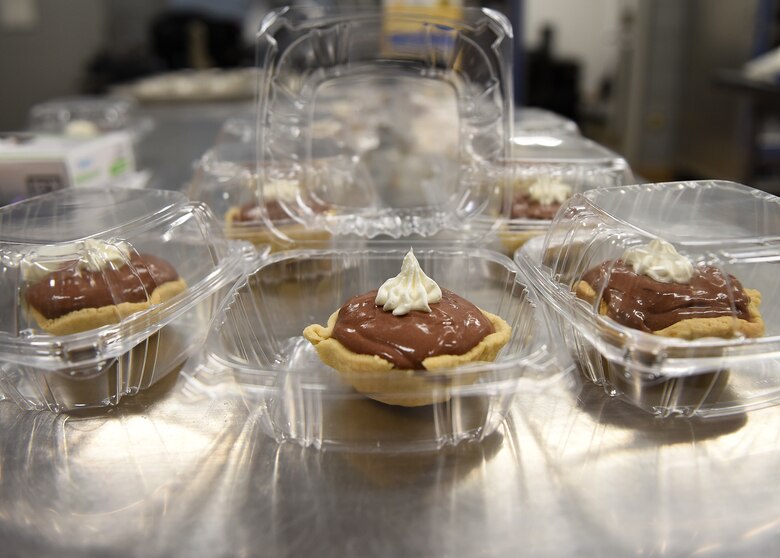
[507,133,629,166]
[255,6,513,240]
[517,180,780,377]
[0,187,184,244]
[204,246,570,390]
[0,187,252,368]
[514,107,580,136]
[261,4,514,32]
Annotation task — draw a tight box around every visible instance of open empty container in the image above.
[516,181,780,417]
[0,187,249,412]
[497,133,632,254]
[191,246,572,451]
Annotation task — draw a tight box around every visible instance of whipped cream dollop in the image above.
[528,177,572,205]
[622,239,694,284]
[64,119,100,139]
[375,248,442,316]
[263,178,300,202]
[21,239,133,282]
[240,178,301,221]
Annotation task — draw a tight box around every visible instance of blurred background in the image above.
[1,0,780,190]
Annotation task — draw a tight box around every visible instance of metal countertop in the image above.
[1,372,778,557]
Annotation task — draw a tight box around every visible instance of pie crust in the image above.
[303,307,511,407]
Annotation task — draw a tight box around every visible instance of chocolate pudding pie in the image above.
[303,249,511,406]
[500,176,572,254]
[23,240,187,336]
[224,178,330,251]
[509,192,562,220]
[574,239,764,339]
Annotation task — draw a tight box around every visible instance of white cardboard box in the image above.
[0,131,136,205]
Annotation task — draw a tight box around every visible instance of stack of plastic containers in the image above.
[184,6,575,451]
[0,188,250,411]
[516,181,780,417]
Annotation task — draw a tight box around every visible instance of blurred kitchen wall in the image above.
[522,0,765,184]
[0,0,259,130]
[104,0,165,55]
[607,0,761,182]
[523,0,627,105]
[0,0,106,130]
[676,0,761,182]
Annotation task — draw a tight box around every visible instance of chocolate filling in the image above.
[25,254,180,320]
[237,200,292,222]
[579,261,751,332]
[331,288,495,370]
[509,192,561,220]
[236,199,329,223]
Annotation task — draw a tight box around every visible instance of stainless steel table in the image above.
[2,371,778,557]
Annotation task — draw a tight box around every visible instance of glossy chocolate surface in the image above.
[580,261,751,332]
[331,288,495,370]
[25,254,179,319]
[510,192,561,220]
[236,199,329,223]
[238,200,290,223]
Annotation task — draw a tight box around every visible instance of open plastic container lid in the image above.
[518,181,780,377]
[0,187,248,370]
[254,6,514,243]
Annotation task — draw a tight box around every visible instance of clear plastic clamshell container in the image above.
[514,107,580,136]
[187,140,357,251]
[253,5,513,241]
[181,7,566,452]
[28,97,153,142]
[516,181,780,418]
[497,133,632,254]
[0,187,249,412]
[187,246,573,452]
